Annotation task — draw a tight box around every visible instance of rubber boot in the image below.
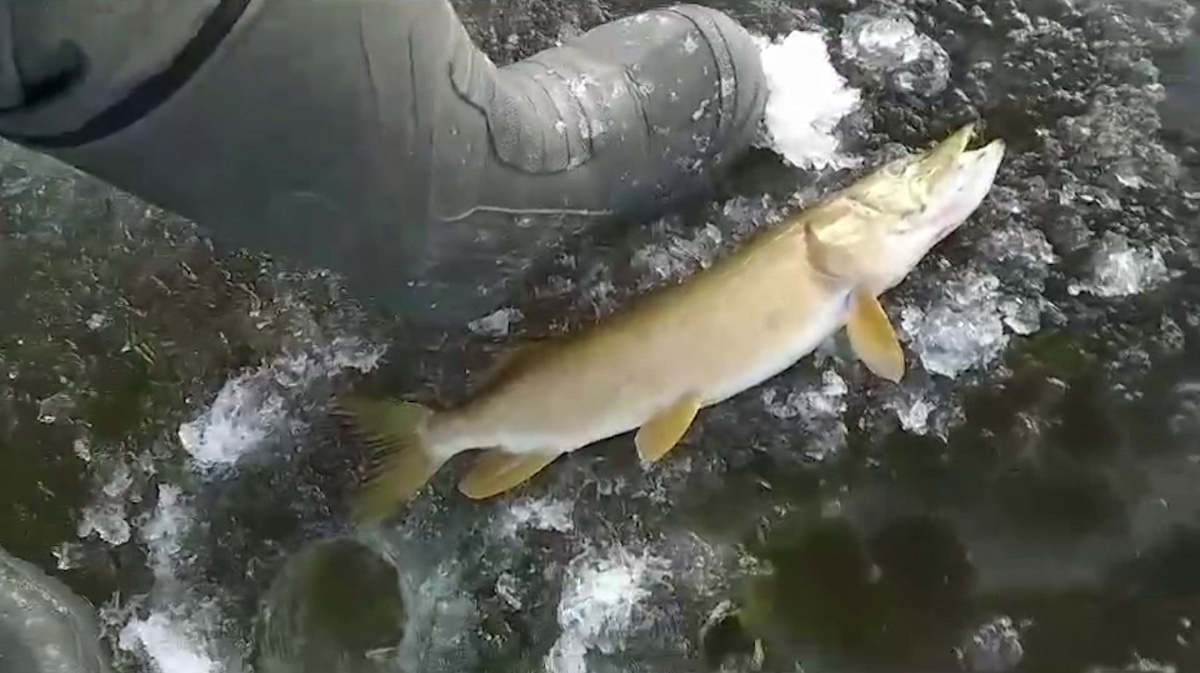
[0,0,767,325]
[0,544,112,673]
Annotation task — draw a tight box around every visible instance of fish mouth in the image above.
[926,134,1007,241]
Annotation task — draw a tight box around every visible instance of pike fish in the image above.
[337,123,1006,524]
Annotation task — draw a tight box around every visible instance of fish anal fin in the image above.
[458,448,562,500]
[635,393,703,463]
[845,286,905,383]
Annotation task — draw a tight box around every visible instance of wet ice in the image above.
[840,11,951,97]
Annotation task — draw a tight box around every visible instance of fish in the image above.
[336,122,1006,524]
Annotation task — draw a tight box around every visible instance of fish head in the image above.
[806,123,1006,291]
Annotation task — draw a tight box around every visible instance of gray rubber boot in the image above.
[0,0,767,325]
[0,545,111,673]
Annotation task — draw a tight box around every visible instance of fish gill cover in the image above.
[2,0,1200,672]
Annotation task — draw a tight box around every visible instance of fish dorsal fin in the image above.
[470,337,556,395]
[845,286,905,383]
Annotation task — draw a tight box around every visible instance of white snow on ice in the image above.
[758,31,862,171]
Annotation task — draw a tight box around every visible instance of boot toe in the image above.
[471,4,768,215]
[658,4,769,168]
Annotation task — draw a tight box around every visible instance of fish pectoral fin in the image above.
[636,394,703,463]
[845,286,905,383]
[458,448,562,500]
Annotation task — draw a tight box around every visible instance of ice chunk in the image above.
[467,306,524,337]
[77,500,131,547]
[631,221,724,284]
[85,312,109,331]
[0,545,112,673]
[118,613,219,673]
[76,462,136,546]
[841,12,951,97]
[758,31,862,170]
[957,616,1025,672]
[1068,232,1172,298]
[37,391,75,425]
[890,391,936,436]
[760,369,849,459]
[901,271,1011,379]
[545,547,669,673]
[498,497,576,537]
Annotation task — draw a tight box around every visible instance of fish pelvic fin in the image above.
[845,286,906,383]
[333,394,443,526]
[458,449,562,500]
[636,393,702,463]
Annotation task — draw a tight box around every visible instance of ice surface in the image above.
[467,306,524,337]
[178,337,384,468]
[545,546,669,673]
[958,616,1025,673]
[840,11,951,97]
[116,486,219,673]
[10,0,1200,671]
[118,614,219,673]
[117,331,388,673]
[76,462,135,546]
[760,369,849,459]
[901,270,1013,379]
[498,497,576,537]
[1069,232,1172,298]
[758,31,862,170]
[77,501,131,547]
[37,391,75,425]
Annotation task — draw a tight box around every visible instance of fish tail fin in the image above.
[333,394,445,526]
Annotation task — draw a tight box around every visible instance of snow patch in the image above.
[178,336,384,467]
[545,547,669,673]
[759,31,862,170]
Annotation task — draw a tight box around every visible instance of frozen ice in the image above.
[178,337,384,468]
[840,12,951,97]
[1069,232,1172,298]
[116,487,228,673]
[37,391,75,425]
[118,613,219,673]
[467,306,524,337]
[498,497,576,537]
[545,546,669,673]
[958,616,1025,673]
[760,369,849,459]
[77,500,131,547]
[901,270,1012,379]
[13,0,1200,671]
[141,484,192,582]
[631,220,724,285]
[77,462,136,546]
[1088,655,1178,672]
[758,31,862,170]
[889,391,936,436]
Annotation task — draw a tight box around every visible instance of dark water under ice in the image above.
[5,1,1200,672]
